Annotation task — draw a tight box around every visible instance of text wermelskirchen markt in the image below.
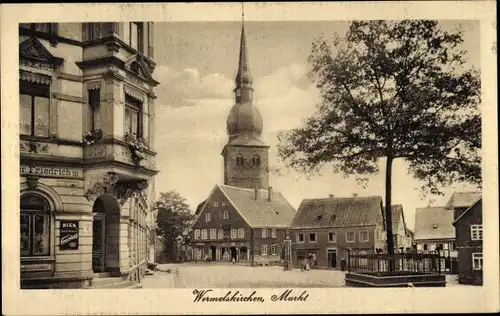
[192,289,309,303]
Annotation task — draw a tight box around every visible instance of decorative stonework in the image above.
[26,175,40,190]
[20,70,52,84]
[19,37,63,70]
[20,141,49,154]
[114,180,149,206]
[84,172,119,201]
[20,59,54,71]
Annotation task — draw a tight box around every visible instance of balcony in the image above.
[83,132,157,175]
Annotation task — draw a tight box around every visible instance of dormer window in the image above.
[432,224,438,229]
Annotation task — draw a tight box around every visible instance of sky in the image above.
[152,20,480,231]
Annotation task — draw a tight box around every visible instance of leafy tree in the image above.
[277,20,481,257]
[154,190,194,262]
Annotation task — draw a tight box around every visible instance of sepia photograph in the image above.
[1,1,498,315]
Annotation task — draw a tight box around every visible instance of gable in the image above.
[191,185,250,229]
[124,54,160,86]
[453,197,482,226]
[19,37,64,69]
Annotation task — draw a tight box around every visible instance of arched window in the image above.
[236,156,244,167]
[252,155,261,167]
[20,194,51,257]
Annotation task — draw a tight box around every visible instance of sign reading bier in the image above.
[59,220,79,250]
[20,165,82,178]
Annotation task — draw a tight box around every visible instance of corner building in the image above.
[19,22,159,289]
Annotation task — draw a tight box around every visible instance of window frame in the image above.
[328,231,337,243]
[209,228,217,240]
[20,81,51,138]
[296,233,305,243]
[124,96,143,137]
[201,229,208,240]
[194,229,201,240]
[237,228,245,239]
[20,194,51,257]
[345,231,355,243]
[309,232,317,243]
[230,229,237,239]
[205,212,211,223]
[217,229,224,240]
[271,244,277,255]
[262,228,268,238]
[261,244,268,256]
[471,224,483,241]
[271,228,276,238]
[359,231,369,242]
[129,22,144,53]
[223,210,229,220]
[472,252,483,270]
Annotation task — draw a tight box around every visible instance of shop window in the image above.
[20,80,50,137]
[20,194,51,257]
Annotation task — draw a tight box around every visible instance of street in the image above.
[141,263,347,288]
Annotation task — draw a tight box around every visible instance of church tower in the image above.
[221,11,270,189]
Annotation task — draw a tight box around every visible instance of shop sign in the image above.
[59,220,79,250]
[21,263,52,272]
[20,165,82,178]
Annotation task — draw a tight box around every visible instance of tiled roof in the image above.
[414,207,455,241]
[445,191,482,209]
[219,184,296,228]
[290,196,383,229]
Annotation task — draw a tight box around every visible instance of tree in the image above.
[154,190,194,262]
[277,20,481,257]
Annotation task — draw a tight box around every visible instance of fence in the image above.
[347,252,442,276]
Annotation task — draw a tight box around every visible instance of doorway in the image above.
[92,213,106,272]
[327,249,337,268]
[210,246,217,261]
[230,246,237,262]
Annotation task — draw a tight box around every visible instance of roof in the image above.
[391,204,406,233]
[291,196,383,229]
[453,196,482,225]
[414,207,455,241]
[195,200,207,216]
[445,191,482,209]
[217,184,296,227]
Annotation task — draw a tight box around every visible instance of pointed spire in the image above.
[235,2,253,92]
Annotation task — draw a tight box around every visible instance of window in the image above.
[20,81,50,137]
[423,244,428,250]
[252,155,261,167]
[124,96,142,137]
[271,244,277,255]
[261,245,268,256]
[205,213,211,222]
[296,233,304,243]
[223,211,229,220]
[221,201,226,207]
[472,253,483,270]
[194,229,201,240]
[359,231,369,242]
[83,23,104,41]
[88,89,101,131]
[346,231,355,242]
[328,232,337,242]
[238,228,245,238]
[214,201,219,207]
[201,229,208,240]
[20,194,51,257]
[236,156,245,167]
[231,229,237,239]
[262,228,268,238]
[130,22,144,52]
[210,229,217,240]
[271,228,276,238]
[471,225,483,241]
[309,233,317,243]
[218,229,224,240]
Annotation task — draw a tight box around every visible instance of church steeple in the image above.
[234,4,253,104]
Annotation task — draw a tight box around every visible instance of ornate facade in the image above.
[19,22,158,289]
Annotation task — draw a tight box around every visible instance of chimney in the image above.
[254,187,259,200]
[329,194,334,199]
[268,186,273,202]
[353,193,358,197]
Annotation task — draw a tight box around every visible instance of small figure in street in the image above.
[232,257,236,264]
[301,258,310,271]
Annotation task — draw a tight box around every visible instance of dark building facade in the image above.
[452,195,483,285]
[290,195,386,269]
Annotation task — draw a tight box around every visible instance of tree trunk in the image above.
[385,156,395,271]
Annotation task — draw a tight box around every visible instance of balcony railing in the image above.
[347,252,442,276]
